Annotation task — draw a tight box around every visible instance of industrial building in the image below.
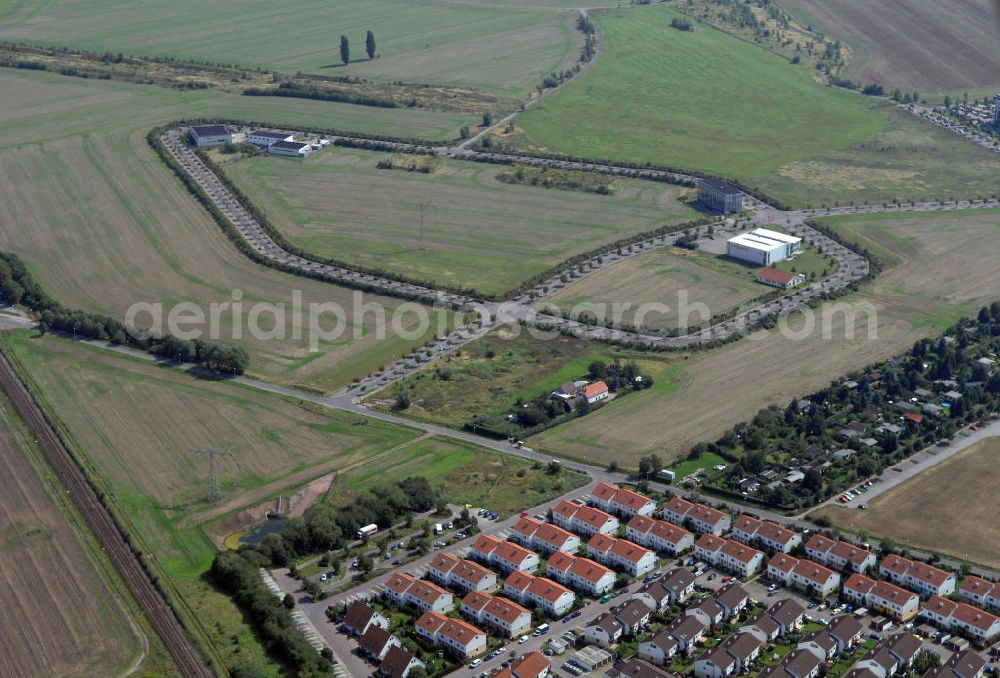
[268,140,312,158]
[248,129,294,148]
[188,124,232,147]
[697,178,743,215]
[727,228,802,266]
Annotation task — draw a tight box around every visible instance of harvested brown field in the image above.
[533,209,1000,465]
[811,437,1000,570]
[0,389,144,677]
[781,0,1000,93]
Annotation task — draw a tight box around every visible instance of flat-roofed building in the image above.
[697,178,743,215]
[189,124,232,147]
[727,228,802,266]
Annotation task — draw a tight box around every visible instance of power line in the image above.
[192,447,234,503]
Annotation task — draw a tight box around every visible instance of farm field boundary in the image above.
[0,347,216,677]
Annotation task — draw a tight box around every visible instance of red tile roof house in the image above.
[695,533,727,566]
[491,651,550,678]
[379,645,425,678]
[789,559,842,598]
[718,539,766,578]
[732,515,800,553]
[382,572,453,613]
[470,534,540,574]
[626,514,695,556]
[664,497,732,535]
[503,570,575,616]
[842,574,920,621]
[509,516,581,555]
[960,576,1000,611]
[923,596,1000,642]
[589,482,657,518]
[546,551,616,595]
[581,380,610,404]
[768,553,801,585]
[427,553,497,593]
[757,267,806,289]
[460,591,532,639]
[343,600,389,637]
[359,625,401,661]
[586,534,657,577]
[414,611,488,658]
[879,554,957,598]
[552,499,619,538]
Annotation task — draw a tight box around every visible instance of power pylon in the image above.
[193,447,234,503]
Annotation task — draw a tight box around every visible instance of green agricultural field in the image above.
[516,5,1000,208]
[0,0,580,96]
[0,70,474,393]
[222,148,697,297]
[531,209,1000,465]
[330,436,588,517]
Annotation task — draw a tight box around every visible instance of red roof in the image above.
[583,381,609,399]
[512,651,550,678]
[769,552,800,574]
[844,573,876,596]
[528,576,573,603]
[903,412,924,424]
[758,267,799,286]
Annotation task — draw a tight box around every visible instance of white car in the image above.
[468,658,482,668]
[519,635,529,644]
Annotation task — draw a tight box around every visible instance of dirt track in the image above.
[0,349,214,678]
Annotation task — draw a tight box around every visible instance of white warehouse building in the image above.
[727,228,803,266]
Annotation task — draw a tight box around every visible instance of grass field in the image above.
[531,209,1000,465]
[370,325,615,428]
[0,388,148,677]
[0,70,474,393]
[330,435,588,517]
[370,323,682,438]
[810,436,1000,570]
[516,5,1000,208]
[222,148,697,297]
[0,0,580,96]
[780,0,1000,95]
[541,243,833,331]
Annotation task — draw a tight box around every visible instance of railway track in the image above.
[0,350,215,678]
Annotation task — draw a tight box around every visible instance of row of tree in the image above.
[338,30,377,65]
[0,252,250,375]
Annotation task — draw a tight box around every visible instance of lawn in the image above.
[0,70,469,393]
[516,5,1000,208]
[810,436,1000,570]
[530,208,1000,465]
[221,148,697,297]
[329,435,588,518]
[0,387,158,677]
[780,0,1000,95]
[0,0,580,97]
